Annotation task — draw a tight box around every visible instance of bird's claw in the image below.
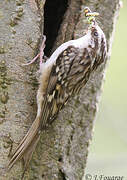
[22,35,46,68]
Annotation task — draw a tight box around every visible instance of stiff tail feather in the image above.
[7,117,40,171]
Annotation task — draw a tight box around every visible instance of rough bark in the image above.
[0,0,120,179]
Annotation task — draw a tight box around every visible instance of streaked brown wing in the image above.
[40,45,92,129]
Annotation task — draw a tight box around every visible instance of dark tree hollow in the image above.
[44,0,68,56]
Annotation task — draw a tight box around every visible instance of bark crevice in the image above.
[59,169,67,180]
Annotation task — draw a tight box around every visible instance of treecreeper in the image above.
[7,7,107,179]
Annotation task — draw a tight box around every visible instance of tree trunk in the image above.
[0,0,120,179]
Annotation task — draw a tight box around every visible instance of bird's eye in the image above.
[94,31,98,36]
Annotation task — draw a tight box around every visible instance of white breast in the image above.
[46,31,91,67]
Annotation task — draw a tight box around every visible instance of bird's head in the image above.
[84,8,107,69]
[88,23,107,69]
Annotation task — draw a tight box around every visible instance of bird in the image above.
[8,7,107,177]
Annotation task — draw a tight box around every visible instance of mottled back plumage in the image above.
[8,9,107,178]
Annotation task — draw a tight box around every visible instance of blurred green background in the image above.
[85,0,127,178]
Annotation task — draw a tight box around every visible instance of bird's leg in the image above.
[22,35,46,67]
[22,53,40,66]
[39,35,46,66]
